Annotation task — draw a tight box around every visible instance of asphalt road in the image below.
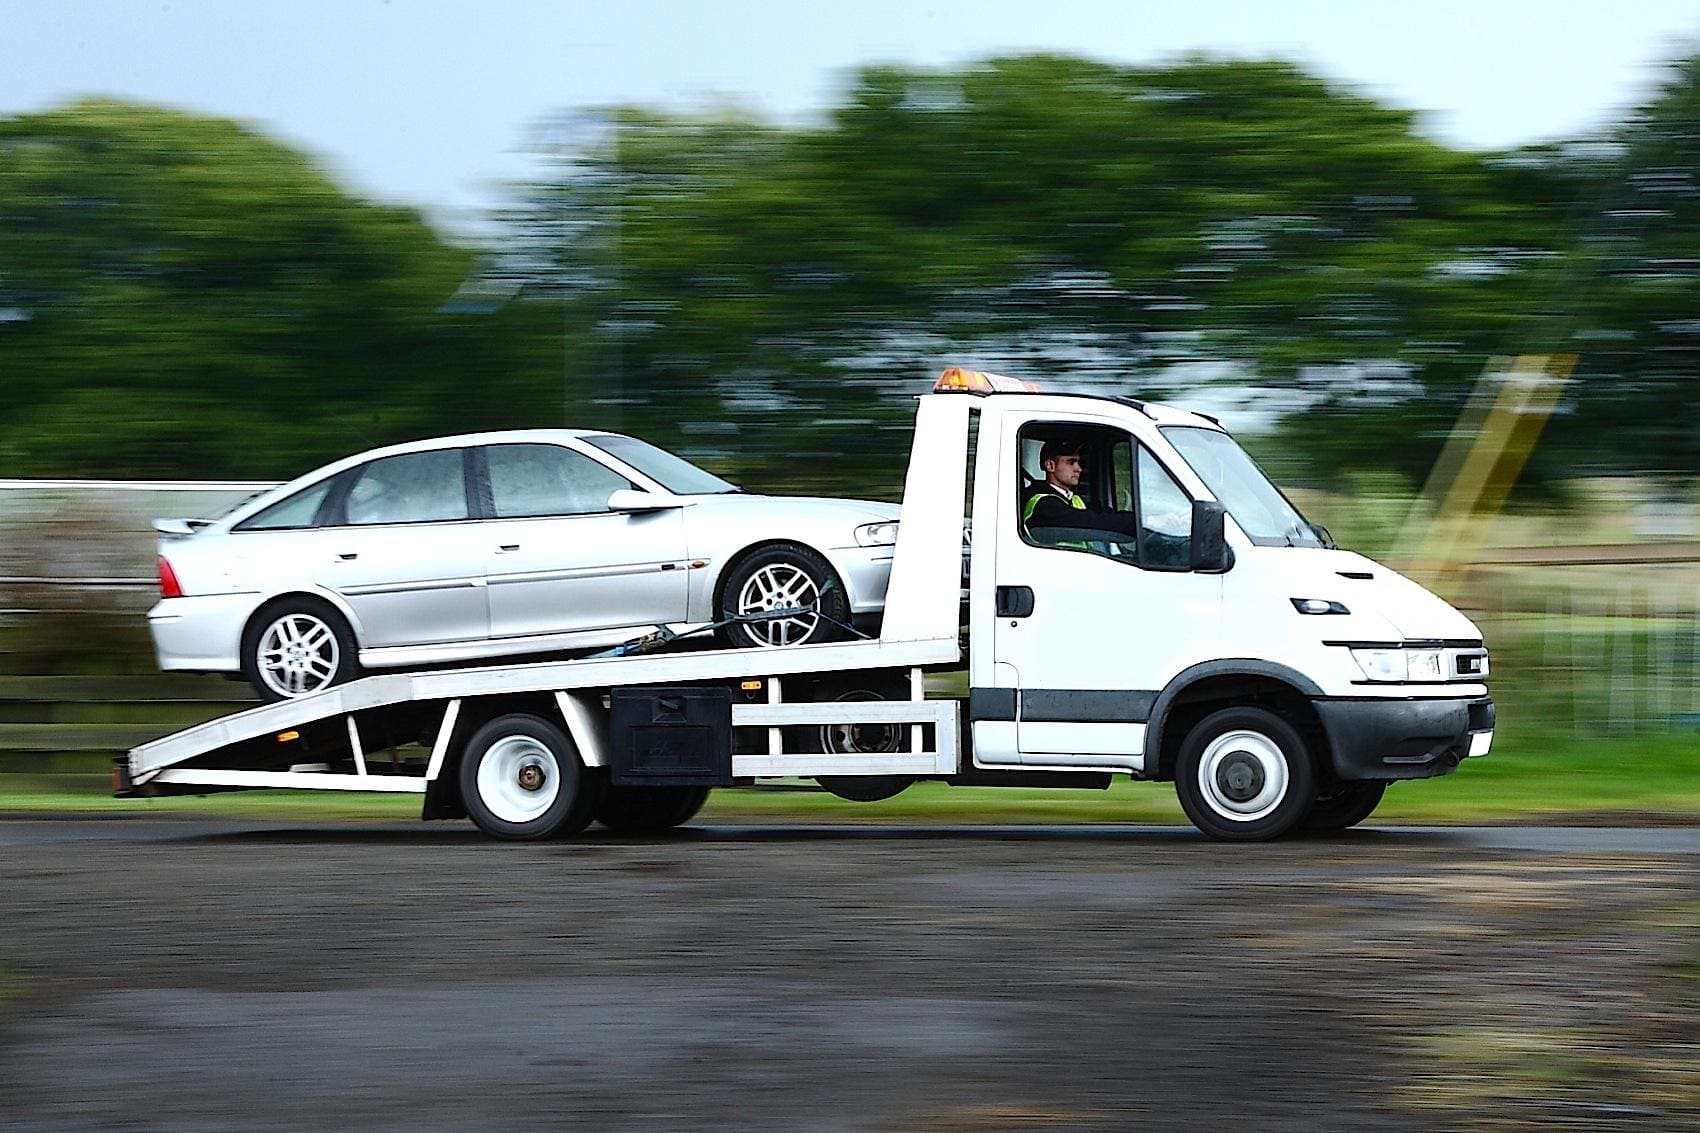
[3,819,1699,1131]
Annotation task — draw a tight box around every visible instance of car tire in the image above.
[810,674,915,803]
[1174,706,1315,842]
[716,543,850,649]
[459,713,598,841]
[1299,781,1386,834]
[241,597,360,702]
[594,785,711,834]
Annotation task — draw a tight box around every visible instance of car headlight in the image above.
[855,520,899,547]
[1350,647,1447,683]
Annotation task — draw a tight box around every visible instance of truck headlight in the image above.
[855,520,900,547]
[1350,647,1447,682]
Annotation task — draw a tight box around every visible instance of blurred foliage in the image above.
[502,55,1585,493]
[4,53,1700,495]
[0,100,565,478]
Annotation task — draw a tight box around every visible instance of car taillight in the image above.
[157,555,183,599]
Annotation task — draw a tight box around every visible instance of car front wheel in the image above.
[716,544,850,649]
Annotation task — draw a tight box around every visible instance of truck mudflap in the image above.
[1313,696,1495,782]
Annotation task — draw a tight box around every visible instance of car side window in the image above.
[485,444,633,518]
[234,480,333,532]
[343,450,469,526]
[1137,447,1193,570]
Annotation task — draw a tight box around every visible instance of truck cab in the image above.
[906,369,1493,839]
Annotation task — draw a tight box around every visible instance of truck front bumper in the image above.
[1313,696,1495,782]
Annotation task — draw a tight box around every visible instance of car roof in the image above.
[349,428,629,461]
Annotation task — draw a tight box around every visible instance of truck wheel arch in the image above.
[1143,660,1326,781]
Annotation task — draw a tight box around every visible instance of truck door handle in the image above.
[497,544,520,553]
[337,553,358,561]
[996,585,1035,618]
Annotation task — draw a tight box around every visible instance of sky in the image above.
[6,0,1700,235]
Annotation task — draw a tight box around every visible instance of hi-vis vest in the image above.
[1022,489,1090,550]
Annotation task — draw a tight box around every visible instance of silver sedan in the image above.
[148,430,900,700]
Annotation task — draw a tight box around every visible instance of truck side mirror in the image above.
[1190,500,1233,573]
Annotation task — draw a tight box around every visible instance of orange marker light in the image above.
[277,730,301,743]
[740,680,763,691]
[933,367,1040,394]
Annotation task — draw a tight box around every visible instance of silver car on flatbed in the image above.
[149,430,900,699]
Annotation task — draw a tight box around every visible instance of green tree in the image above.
[0,99,553,478]
[506,56,1575,494]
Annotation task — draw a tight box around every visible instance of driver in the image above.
[1022,438,1141,547]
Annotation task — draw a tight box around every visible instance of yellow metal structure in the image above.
[1395,354,1574,596]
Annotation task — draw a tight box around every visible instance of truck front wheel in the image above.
[1174,707,1315,842]
[459,714,599,840]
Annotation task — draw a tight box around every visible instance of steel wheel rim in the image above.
[476,735,561,824]
[818,689,901,755]
[736,562,821,647]
[1197,728,1289,823]
[257,613,339,698]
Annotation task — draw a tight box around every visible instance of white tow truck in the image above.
[118,369,1495,841]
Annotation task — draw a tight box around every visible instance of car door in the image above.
[317,447,489,649]
[479,442,689,640]
[992,414,1222,768]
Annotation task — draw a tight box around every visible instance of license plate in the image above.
[1468,731,1493,757]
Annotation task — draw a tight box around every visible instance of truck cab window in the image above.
[1137,448,1192,570]
[1018,422,1195,570]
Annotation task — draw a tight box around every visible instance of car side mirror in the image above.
[1190,500,1233,572]
[607,488,683,512]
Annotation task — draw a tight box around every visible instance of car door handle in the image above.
[996,585,1035,618]
[337,553,358,561]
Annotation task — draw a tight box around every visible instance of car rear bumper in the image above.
[1314,695,1495,782]
[147,594,255,673]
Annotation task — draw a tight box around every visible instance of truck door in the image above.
[992,414,1222,769]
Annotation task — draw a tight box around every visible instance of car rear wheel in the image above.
[241,598,359,702]
[716,544,850,649]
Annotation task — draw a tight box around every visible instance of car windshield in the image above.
[1161,426,1325,548]
[582,435,740,495]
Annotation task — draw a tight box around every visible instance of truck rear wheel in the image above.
[812,676,914,803]
[459,713,598,840]
[594,785,711,834]
[1300,781,1386,833]
[1174,707,1314,842]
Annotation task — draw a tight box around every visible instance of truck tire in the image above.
[241,597,359,702]
[1174,707,1315,842]
[594,785,711,834]
[459,713,598,840]
[716,544,850,649]
[812,675,914,803]
[1299,781,1386,833]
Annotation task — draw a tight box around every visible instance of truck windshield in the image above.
[1161,427,1325,548]
[583,435,740,495]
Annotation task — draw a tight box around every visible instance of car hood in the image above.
[683,493,900,528]
[1253,547,1483,642]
